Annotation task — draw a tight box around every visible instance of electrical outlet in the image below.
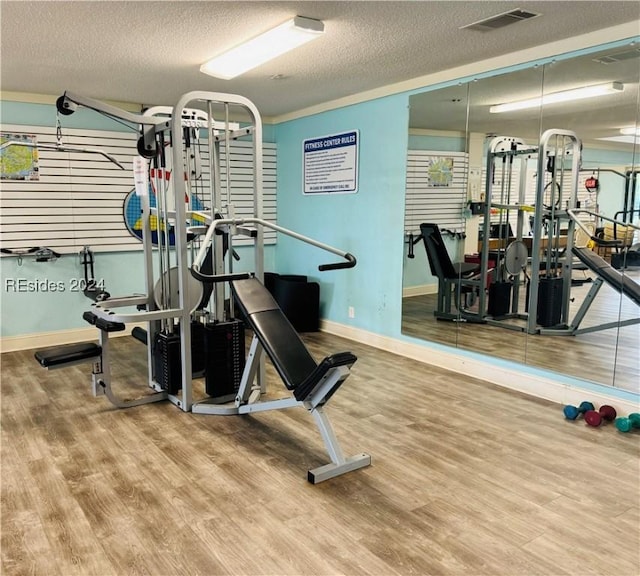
[348,306,355,319]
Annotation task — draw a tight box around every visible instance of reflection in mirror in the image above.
[401,39,639,395]
[402,82,470,349]
[402,65,545,365]
[454,67,546,364]
[521,45,640,392]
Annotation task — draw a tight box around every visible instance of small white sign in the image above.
[303,130,359,195]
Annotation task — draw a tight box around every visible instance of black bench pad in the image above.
[573,247,640,306]
[293,351,357,402]
[249,309,318,389]
[232,277,357,395]
[83,311,125,332]
[35,342,102,368]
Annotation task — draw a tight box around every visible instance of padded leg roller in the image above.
[35,342,102,369]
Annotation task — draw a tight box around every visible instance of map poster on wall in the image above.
[426,156,454,187]
[303,130,359,194]
[0,133,40,181]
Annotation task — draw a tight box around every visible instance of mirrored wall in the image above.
[402,40,639,393]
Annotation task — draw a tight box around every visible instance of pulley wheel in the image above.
[504,241,529,276]
[153,266,203,313]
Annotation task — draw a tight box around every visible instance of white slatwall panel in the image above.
[1,125,138,252]
[1,124,277,253]
[405,150,469,234]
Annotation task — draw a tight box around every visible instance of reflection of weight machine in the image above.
[34,90,370,483]
[567,209,640,334]
[472,130,582,334]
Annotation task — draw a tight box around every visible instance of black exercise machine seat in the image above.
[419,223,479,319]
[34,310,124,369]
[420,223,478,280]
[231,278,356,402]
[35,342,102,368]
[82,311,126,332]
[573,247,640,306]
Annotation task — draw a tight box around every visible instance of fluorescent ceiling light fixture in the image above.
[200,16,324,80]
[598,135,640,145]
[490,82,624,113]
[620,126,640,136]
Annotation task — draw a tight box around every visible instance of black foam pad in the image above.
[35,342,101,368]
[249,309,318,390]
[293,352,357,402]
[573,247,640,306]
[232,278,317,389]
[83,311,125,332]
[233,278,280,314]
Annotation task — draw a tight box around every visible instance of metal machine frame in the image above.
[49,90,369,482]
[471,130,583,334]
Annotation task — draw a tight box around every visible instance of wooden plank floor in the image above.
[2,333,639,575]
[402,269,640,393]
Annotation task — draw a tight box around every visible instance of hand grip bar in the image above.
[318,252,356,271]
[568,208,639,247]
[190,269,251,284]
[192,217,356,279]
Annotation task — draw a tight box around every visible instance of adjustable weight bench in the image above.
[420,223,481,320]
[193,277,370,483]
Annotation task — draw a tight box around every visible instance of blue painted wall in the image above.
[274,96,409,337]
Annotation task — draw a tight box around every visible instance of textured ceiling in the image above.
[1,1,639,119]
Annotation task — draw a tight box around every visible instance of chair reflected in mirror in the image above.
[419,223,480,320]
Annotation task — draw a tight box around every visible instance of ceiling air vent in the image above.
[461,9,540,32]
[593,48,640,64]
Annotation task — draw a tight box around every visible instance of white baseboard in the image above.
[402,284,438,298]
[4,320,637,417]
[0,323,145,353]
[320,320,640,417]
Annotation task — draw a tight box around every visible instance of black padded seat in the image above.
[35,342,102,368]
[573,247,640,306]
[293,351,356,402]
[83,311,125,332]
[419,223,479,318]
[232,278,317,389]
[453,261,480,276]
[232,278,357,402]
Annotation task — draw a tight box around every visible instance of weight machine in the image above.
[473,130,582,334]
[34,90,370,483]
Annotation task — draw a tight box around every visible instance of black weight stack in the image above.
[537,276,563,327]
[191,321,206,378]
[488,281,512,318]
[204,320,245,400]
[153,331,182,394]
